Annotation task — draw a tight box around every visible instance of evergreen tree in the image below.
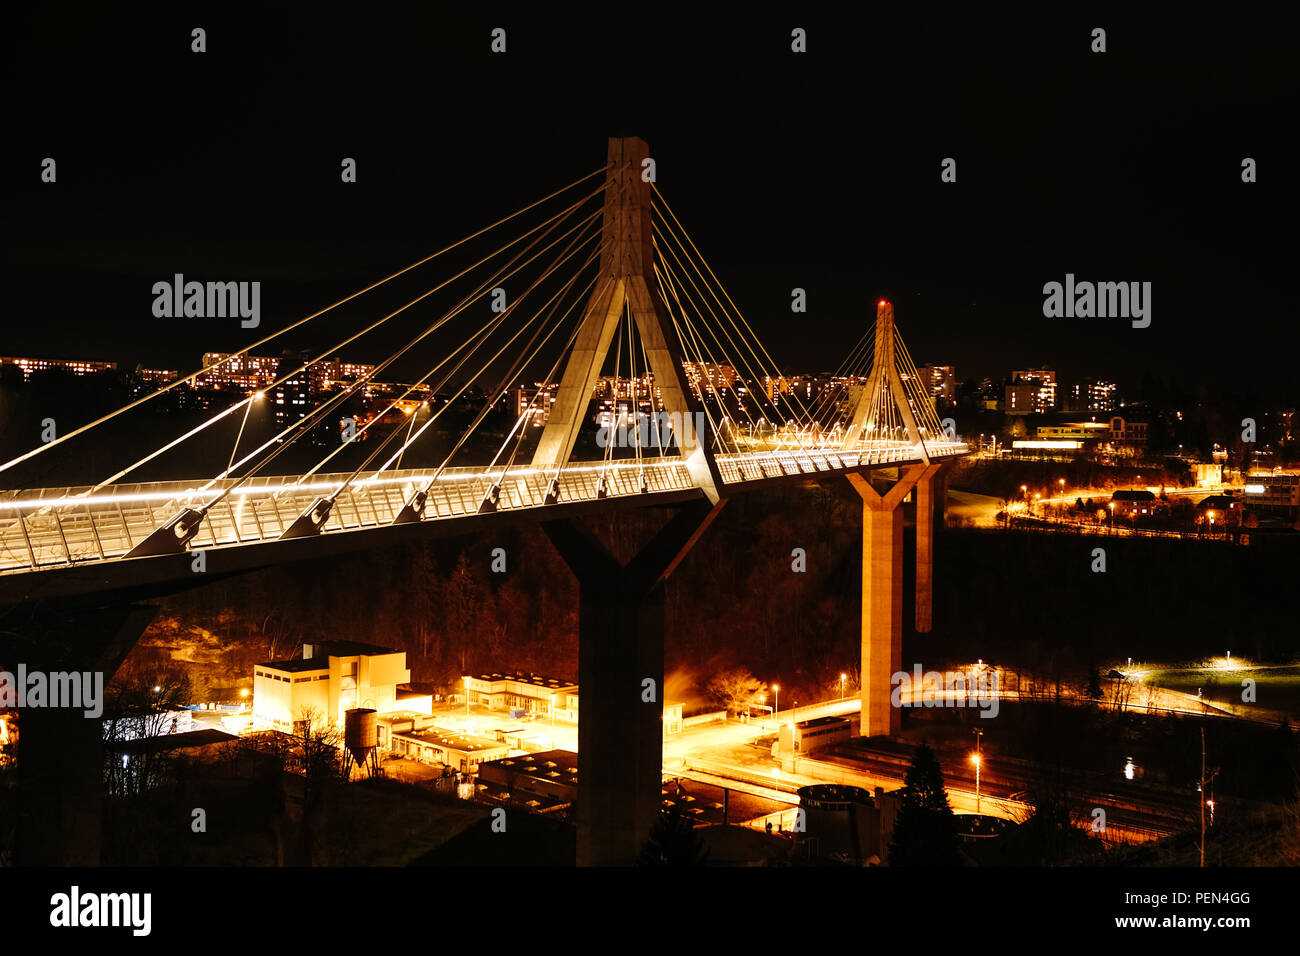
[1086,665,1104,700]
[888,742,961,866]
[637,805,710,866]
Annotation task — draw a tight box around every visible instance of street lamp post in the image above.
[772,684,779,734]
[971,728,984,815]
[840,673,847,700]
[791,700,798,772]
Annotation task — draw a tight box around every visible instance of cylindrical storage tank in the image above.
[797,784,878,863]
[344,707,378,762]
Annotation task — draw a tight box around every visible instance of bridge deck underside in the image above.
[0,442,965,576]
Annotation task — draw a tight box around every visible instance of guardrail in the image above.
[0,439,968,574]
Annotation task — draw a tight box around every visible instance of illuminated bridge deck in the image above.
[0,440,965,576]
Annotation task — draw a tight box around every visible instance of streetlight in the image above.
[791,699,799,772]
[971,728,984,815]
[840,673,847,700]
[772,684,780,733]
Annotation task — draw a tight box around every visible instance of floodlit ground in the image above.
[1132,662,1300,723]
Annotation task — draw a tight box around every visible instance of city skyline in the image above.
[7,8,1297,395]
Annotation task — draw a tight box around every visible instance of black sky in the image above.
[6,2,1298,396]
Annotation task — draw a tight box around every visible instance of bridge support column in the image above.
[847,468,925,738]
[1,602,158,866]
[913,464,944,634]
[542,499,723,865]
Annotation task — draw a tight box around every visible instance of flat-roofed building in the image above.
[196,351,280,391]
[1037,422,1110,443]
[1007,368,1057,414]
[919,365,957,402]
[1066,379,1116,412]
[391,726,508,774]
[1244,472,1300,514]
[253,641,413,733]
[375,710,439,749]
[1,356,117,379]
[477,749,579,809]
[778,715,853,756]
[463,672,579,720]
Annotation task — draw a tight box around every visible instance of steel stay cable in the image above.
[74,182,607,503]
[388,234,609,494]
[305,220,606,507]
[652,184,818,424]
[293,215,606,488]
[0,164,610,479]
[188,203,606,521]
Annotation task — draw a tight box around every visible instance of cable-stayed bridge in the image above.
[0,137,967,866]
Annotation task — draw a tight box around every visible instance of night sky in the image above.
[6,3,1297,395]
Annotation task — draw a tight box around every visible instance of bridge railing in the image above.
[0,440,966,575]
[714,440,967,483]
[0,460,694,574]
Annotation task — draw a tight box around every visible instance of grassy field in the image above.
[1136,663,1300,722]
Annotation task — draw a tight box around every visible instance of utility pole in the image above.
[1199,726,1220,868]
[1200,727,1206,868]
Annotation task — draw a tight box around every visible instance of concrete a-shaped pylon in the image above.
[840,299,931,464]
[529,137,722,502]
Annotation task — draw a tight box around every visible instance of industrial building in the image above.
[374,710,439,749]
[463,672,579,720]
[777,715,853,756]
[476,749,579,810]
[463,672,684,735]
[389,727,508,774]
[252,641,413,732]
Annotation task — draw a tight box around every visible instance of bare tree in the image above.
[288,706,342,866]
[102,664,192,798]
[706,667,765,717]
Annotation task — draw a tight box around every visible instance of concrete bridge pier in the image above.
[1,602,158,866]
[913,464,944,634]
[542,499,723,865]
[847,468,929,738]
